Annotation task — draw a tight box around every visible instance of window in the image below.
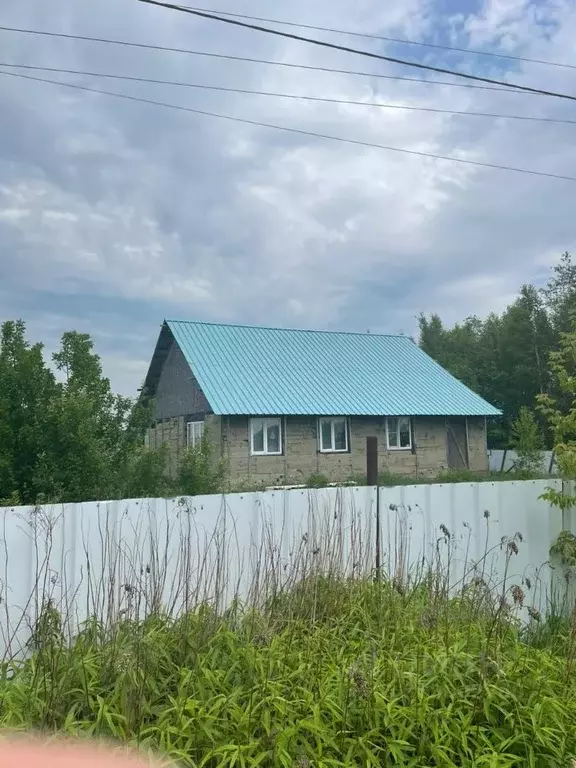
[187,421,204,448]
[318,417,348,453]
[386,417,412,450]
[250,418,282,455]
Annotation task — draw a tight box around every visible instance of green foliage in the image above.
[176,438,226,496]
[543,250,576,336]
[377,470,429,486]
[538,317,576,511]
[120,444,174,499]
[510,406,544,475]
[536,317,576,571]
[550,530,576,568]
[28,599,64,651]
[0,322,153,504]
[0,319,224,505]
[305,472,329,488]
[522,611,573,656]
[0,320,60,503]
[420,274,559,447]
[435,468,494,483]
[2,578,576,766]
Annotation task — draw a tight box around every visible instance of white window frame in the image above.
[250,417,283,456]
[386,417,412,451]
[318,417,349,453]
[187,420,205,448]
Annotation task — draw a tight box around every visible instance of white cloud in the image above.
[43,210,79,222]
[0,208,30,221]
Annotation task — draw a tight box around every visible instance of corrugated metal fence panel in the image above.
[488,449,555,474]
[0,480,565,657]
[378,480,564,620]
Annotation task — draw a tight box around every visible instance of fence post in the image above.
[366,437,380,578]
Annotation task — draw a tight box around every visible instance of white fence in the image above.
[0,479,573,658]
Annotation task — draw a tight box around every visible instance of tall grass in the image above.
[0,498,575,766]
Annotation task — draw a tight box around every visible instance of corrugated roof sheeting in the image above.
[166,320,501,417]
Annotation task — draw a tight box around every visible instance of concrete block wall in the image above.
[146,414,224,479]
[220,416,471,486]
[467,417,489,472]
[146,416,186,476]
[148,414,489,486]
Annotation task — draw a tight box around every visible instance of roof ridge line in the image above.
[165,318,410,339]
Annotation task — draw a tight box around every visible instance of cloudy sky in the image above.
[1,0,576,396]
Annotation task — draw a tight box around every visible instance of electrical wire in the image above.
[139,0,576,102]
[1,68,575,182]
[172,4,575,71]
[2,61,575,126]
[0,25,541,96]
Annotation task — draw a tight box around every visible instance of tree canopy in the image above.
[419,252,574,447]
[0,321,224,505]
[0,322,152,504]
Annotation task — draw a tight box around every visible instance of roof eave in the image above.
[211,409,503,417]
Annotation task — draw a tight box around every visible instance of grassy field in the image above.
[1,573,575,767]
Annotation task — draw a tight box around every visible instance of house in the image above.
[143,320,501,486]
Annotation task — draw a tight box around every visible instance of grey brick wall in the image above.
[148,413,488,486]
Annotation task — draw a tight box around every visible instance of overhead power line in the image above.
[1,68,575,183]
[139,0,576,102]
[2,61,575,126]
[0,25,542,97]
[167,4,575,71]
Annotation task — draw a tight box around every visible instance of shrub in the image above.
[305,472,329,488]
[435,468,492,483]
[510,406,545,475]
[378,470,425,486]
[121,444,173,499]
[176,437,226,496]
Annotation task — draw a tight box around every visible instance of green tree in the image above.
[37,331,153,502]
[0,321,58,503]
[418,313,486,391]
[498,286,553,403]
[0,322,168,505]
[419,283,556,447]
[491,286,555,442]
[538,321,576,508]
[542,251,576,336]
[510,406,544,475]
[0,320,230,505]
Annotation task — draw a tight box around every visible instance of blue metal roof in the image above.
[165,320,501,417]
